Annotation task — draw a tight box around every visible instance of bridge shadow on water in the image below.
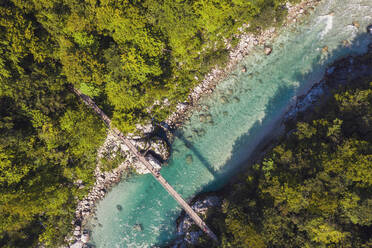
[174,131,218,177]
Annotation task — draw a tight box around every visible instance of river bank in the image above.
[66,1,334,247]
[173,43,372,247]
[165,0,322,129]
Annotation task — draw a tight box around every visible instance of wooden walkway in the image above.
[72,87,218,243]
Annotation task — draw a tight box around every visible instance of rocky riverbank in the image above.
[66,131,169,248]
[173,43,372,247]
[66,1,323,247]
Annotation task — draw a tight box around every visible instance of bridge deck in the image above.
[72,87,218,243]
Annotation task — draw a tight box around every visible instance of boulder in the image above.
[116,204,123,211]
[70,241,84,248]
[185,155,193,164]
[205,114,212,122]
[147,154,162,170]
[198,129,206,136]
[342,40,351,47]
[352,21,360,28]
[322,46,329,54]
[264,46,272,55]
[220,96,228,104]
[133,224,143,231]
[81,233,90,243]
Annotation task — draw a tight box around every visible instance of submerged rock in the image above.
[205,114,212,122]
[198,129,206,136]
[264,46,272,55]
[223,111,229,116]
[116,204,123,211]
[185,155,193,164]
[220,95,228,103]
[233,96,240,103]
[199,114,206,123]
[133,224,143,231]
[342,40,351,47]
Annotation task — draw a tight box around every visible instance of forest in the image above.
[197,53,372,247]
[0,0,291,247]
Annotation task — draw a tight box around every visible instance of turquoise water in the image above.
[88,0,372,247]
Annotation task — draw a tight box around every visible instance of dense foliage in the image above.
[0,0,291,246]
[1,0,289,133]
[198,61,372,247]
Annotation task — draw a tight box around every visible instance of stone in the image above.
[264,46,272,55]
[220,96,228,104]
[352,21,360,28]
[81,233,90,243]
[185,155,193,164]
[342,40,351,47]
[241,65,247,72]
[147,154,162,170]
[233,96,240,103]
[205,114,212,122]
[199,114,206,123]
[198,129,206,136]
[133,224,143,231]
[116,204,123,211]
[177,103,188,111]
[70,241,84,248]
[322,46,329,54]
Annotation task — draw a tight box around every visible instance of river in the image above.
[87,0,372,247]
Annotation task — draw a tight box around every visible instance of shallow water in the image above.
[88,1,372,247]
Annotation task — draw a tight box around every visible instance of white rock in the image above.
[70,240,84,248]
[147,154,162,170]
[81,233,90,243]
